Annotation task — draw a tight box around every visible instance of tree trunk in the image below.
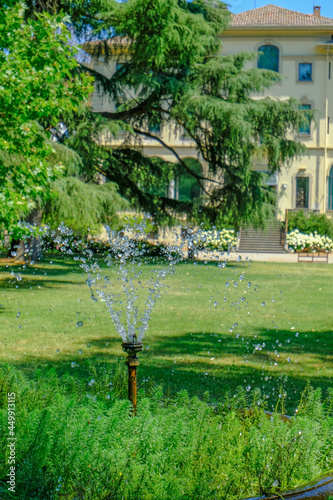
[8,209,43,262]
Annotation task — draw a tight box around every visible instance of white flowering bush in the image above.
[287,229,333,252]
[193,229,238,251]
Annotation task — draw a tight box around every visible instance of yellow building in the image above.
[223,4,333,219]
[87,4,333,219]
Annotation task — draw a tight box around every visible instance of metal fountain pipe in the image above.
[121,334,143,415]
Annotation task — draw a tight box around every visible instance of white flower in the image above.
[287,230,333,252]
[194,229,237,251]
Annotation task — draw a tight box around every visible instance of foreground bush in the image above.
[0,364,332,499]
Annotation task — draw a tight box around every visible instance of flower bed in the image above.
[193,229,238,251]
[286,229,333,253]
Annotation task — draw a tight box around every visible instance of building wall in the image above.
[221,28,333,218]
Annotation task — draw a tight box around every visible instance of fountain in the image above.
[78,219,184,413]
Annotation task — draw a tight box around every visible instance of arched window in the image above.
[328,165,333,210]
[258,45,279,72]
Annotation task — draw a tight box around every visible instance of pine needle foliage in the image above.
[0,364,332,499]
[77,0,313,227]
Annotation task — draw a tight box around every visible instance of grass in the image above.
[0,253,333,499]
[0,254,332,412]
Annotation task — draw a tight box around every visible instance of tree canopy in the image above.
[0,2,94,233]
[2,0,312,232]
[78,0,311,227]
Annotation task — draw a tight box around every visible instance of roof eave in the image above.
[223,25,333,33]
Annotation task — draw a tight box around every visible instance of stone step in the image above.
[239,222,285,253]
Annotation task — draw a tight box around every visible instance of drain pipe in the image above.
[323,45,329,214]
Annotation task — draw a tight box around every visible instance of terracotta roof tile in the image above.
[231,4,333,26]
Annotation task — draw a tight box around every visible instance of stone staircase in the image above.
[239,221,285,253]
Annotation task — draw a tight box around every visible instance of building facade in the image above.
[88,4,333,219]
[223,4,333,219]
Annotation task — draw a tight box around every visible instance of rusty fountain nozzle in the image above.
[121,334,143,415]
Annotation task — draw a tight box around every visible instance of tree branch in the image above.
[132,127,222,193]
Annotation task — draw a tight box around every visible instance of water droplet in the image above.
[88,379,95,386]
[261,302,266,306]
[71,362,77,368]
[76,321,84,328]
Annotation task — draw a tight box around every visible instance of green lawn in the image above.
[1,255,332,412]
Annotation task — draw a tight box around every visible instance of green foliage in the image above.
[0,364,332,499]
[0,2,93,232]
[288,210,333,238]
[43,177,128,233]
[76,0,312,227]
[115,215,157,234]
[11,0,312,228]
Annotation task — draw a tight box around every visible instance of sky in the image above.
[228,0,333,18]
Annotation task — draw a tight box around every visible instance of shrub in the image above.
[288,211,333,239]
